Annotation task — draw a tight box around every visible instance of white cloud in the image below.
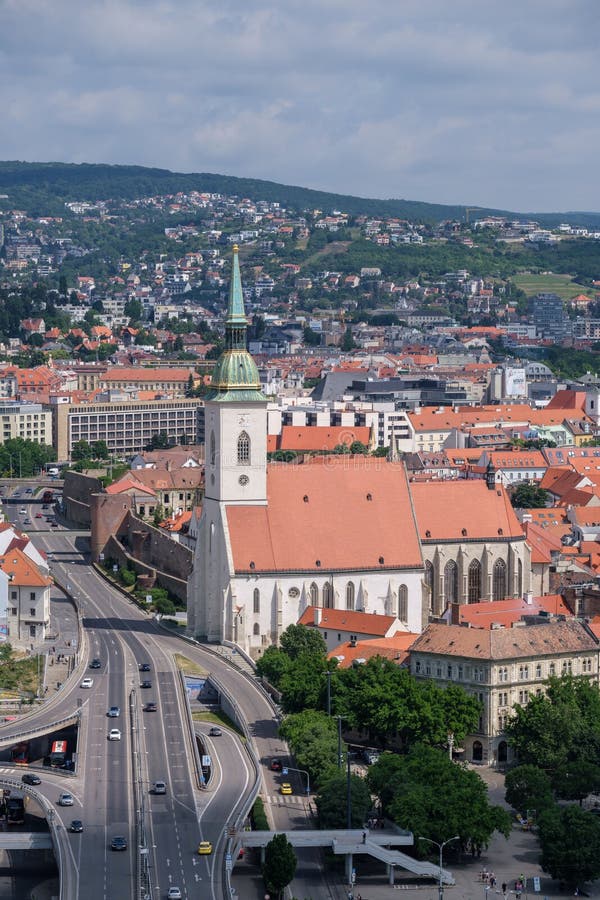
[0,0,598,210]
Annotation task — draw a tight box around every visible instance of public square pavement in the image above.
[231,764,600,900]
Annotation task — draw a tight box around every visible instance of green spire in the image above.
[205,245,266,403]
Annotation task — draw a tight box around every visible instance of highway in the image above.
[0,482,333,900]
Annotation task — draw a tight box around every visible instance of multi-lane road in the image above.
[0,483,334,900]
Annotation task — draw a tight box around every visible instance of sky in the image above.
[1,0,598,212]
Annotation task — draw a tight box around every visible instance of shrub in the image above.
[119,567,136,587]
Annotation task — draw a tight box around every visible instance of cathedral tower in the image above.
[203,245,268,505]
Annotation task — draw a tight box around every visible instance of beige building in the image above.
[0,403,53,447]
[410,618,599,766]
[2,547,52,648]
[52,397,205,460]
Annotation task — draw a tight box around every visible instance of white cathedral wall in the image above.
[231,568,424,655]
[188,500,234,642]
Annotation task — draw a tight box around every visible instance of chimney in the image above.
[314,606,322,626]
[349,637,357,648]
[450,602,461,625]
[524,590,533,605]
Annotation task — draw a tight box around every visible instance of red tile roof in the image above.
[298,606,398,636]
[328,633,417,668]
[410,480,524,541]
[278,425,371,452]
[226,459,422,573]
[456,595,572,629]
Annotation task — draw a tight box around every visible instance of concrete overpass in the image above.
[0,832,53,850]
[238,829,455,886]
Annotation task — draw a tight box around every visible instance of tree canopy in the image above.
[538,804,600,889]
[315,772,371,829]
[262,833,297,900]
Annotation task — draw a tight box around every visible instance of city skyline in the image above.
[1,0,597,213]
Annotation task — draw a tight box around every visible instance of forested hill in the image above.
[1,160,599,227]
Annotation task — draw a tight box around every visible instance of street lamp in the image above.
[418,835,459,900]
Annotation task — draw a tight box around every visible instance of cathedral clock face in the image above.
[238,475,249,486]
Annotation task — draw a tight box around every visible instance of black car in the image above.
[138,663,151,672]
[144,702,157,712]
[140,680,152,689]
[69,820,83,833]
[111,835,127,851]
[90,659,101,669]
[21,773,41,785]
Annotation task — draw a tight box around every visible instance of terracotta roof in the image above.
[456,595,572,628]
[410,480,524,542]
[226,459,422,573]
[328,634,417,668]
[0,548,51,587]
[298,605,399,636]
[484,450,546,469]
[546,390,587,411]
[278,425,371,452]
[411,619,597,660]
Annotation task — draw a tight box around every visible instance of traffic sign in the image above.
[202,755,211,767]
[282,767,288,775]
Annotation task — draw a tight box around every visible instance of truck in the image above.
[41,490,54,503]
[5,790,25,825]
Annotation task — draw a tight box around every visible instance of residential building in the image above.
[410,618,599,766]
[2,547,51,647]
[0,403,53,446]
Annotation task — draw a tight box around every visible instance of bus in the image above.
[10,743,29,767]
[50,740,67,768]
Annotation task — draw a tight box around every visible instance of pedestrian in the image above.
[362,831,366,843]
[501,882,507,896]
[490,873,496,888]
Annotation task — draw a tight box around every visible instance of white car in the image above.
[167,889,182,900]
[108,728,121,741]
[58,792,74,806]
[80,677,93,689]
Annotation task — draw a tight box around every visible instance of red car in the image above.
[270,758,283,772]
[35,513,43,519]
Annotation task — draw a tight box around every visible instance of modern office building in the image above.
[52,397,205,460]
[0,402,53,446]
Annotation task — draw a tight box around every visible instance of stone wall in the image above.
[62,471,104,527]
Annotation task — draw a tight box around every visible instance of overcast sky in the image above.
[1,0,597,212]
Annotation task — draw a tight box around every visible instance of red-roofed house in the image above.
[298,605,408,652]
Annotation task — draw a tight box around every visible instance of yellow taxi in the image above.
[280,782,293,795]
[198,841,213,855]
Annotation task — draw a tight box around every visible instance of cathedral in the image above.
[187,248,531,656]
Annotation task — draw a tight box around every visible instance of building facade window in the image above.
[253,588,260,614]
[322,582,333,609]
[518,558,523,597]
[398,584,408,622]
[310,582,319,605]
[468,559,482,603]
[492,559,507,601]
[345,582,355,611]
[210,431,216,466]
[253,623,260,636]
[444,560,459,604]
[237,431,250,465]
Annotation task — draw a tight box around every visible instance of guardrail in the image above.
[207,676,262,900]
[0,710,82,747]
[179,671,206,790]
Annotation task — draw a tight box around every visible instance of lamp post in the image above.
[418,835,459,900]
[326,669,332,716]
[337,714,343,770]
[447,730,455,760]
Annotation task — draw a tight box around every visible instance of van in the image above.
[153,781,166,795]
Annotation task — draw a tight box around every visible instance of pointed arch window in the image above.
[444,560,459,605]
[237,431,250,465]
[398,584,408,623]
[323,582,333,609]
[468,559,481,604]
[346,582,355,611]
[210,431,216,466]
[253,588,260,614]
[518,557,523,597]
[310,582,319,605]
[493,558,507,601]
[424,560,434,610]
[253,623,260,636]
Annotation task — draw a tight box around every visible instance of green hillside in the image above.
[0,160,599,227]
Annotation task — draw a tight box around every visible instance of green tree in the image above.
[316,772,371,829]
[279,624,327,660]
[262,833,296,900]
[385,745,511,856]
[341,326,356,351]
[71,440,93,461]
[279,709,342,786]
[506,675,600,773]
[146,431,172,451]
[279,650,330,713]
[255,645,291,688]
[538,804,600,890]
[511,483,549,509]
[92,440,109,459]
[553,761,600,806]
[303,326,321,346]
[124,298,143,322]
[153,504,165,526]
[349,441,369,454]
[504,764,554,815]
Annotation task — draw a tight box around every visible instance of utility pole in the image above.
[346,748,352,829]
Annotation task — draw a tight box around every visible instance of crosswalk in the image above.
[264,793,309,805]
